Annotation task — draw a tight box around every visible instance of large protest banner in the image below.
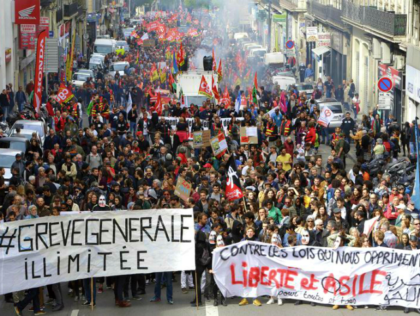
[0,209,195,295]
[213,241,420,308]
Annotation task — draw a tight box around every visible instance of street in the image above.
[0,279,408,316]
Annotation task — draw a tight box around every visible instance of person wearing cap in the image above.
[330,206,349,231]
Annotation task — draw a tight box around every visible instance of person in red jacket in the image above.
[305,122,317,146]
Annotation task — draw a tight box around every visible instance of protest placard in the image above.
[174,176,192,201]
[193,130,211,148]
[213,240,420,308]
[210,132,228,158]
[0,209,195,295]
[240,127,258,144]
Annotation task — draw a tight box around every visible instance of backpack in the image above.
[343,140,351,154]
[199,246,211,266]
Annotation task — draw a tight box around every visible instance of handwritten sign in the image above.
[213,241,420,308]
[193,130,211,148]
[210,133,228,158]
[174,177,192,202]
[0,209,195,295]
[240,127,258,144]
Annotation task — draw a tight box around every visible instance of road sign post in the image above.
[378,77,393,93]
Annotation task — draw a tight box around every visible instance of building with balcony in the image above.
[340,0,408,122]
[274,0,307,77]
[306,1,349,92]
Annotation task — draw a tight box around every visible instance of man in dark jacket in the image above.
[192,217,210,307]
[15,86,27,112]
[340,112,356,144]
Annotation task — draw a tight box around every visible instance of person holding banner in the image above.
[191,226,210,307]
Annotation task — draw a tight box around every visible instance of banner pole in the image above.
[90,277,94,310]
[195,271,199,310]
[243,197,248,212]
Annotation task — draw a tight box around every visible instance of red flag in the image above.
[221,87,231,109]
[254,72,258,89]
[155,93,162,116]
[198,75,212,98]
[177,42,185,66]
[34,29,47,112]
[55,83,74,104]
[225,155,244,201]
[217,59,223,82]
[212,49,217,72]
[212,76,220,101]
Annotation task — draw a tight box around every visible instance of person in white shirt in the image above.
[241,159,254,176]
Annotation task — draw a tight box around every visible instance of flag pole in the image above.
[195,271,199,310]
[90,277,94,310]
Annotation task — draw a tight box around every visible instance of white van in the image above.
[264,52,284,66]
[234,32,248,40]
[248,48,267,59]
[93,39,117,56]
[272,75,297,91]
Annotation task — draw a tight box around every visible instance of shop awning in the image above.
[312,46,330,56]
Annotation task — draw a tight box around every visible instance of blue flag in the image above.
[172,52,178,74]
[235,91,241,114]
[412,120,420,209]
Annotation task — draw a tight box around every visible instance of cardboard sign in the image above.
[210,133,228,158]
[240,127,258,144]
[193,130,210,148]
[174,177,192,202]
[143,39,156,47]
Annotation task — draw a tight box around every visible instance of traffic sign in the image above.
[378,77,393,93]
[378,92,393,110]
[286,40,294,49]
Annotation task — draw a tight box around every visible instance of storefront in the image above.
[330,29,347,88]
[405,45,420,122]
[378,63,403,123]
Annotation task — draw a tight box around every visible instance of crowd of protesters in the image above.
[1,7,420,316]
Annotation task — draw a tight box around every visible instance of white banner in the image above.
[318,107,334,127]
[0,209,195,295]
[213,241,420,308]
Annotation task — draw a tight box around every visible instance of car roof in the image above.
[112,61,129,65]
[315,98,340,103]
[14,120,44,125]
[0,148,23,155]
[0,137,28,142]
[12,129,38,135]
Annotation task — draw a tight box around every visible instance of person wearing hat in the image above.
[331,206,349,231]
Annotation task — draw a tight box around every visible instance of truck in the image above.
[176,71,219,107]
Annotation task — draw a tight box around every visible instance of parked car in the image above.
[72,72,95,87]
[0,149,22,183]
[89,57,105,72]
[0,137,29,156]
[109,61,130,77]
[9,120,47,145]
[315,98,345,130]
[116,40,130,52]
[272,75,297,91]
[296,83,315,96]
[77,69,95,78]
